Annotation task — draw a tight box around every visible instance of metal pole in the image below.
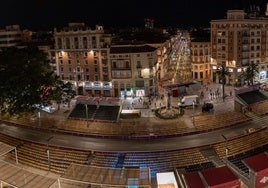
[46,136,53,171]
[38,111,41,127]
[192,101,195,126]
[222,134,228,158]
[85,104,88,127]
[15,147,18,164]
[47,149,50,171]
[58,178,61,188]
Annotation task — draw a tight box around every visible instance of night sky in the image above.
[1,0,267,30]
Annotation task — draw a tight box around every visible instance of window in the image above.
[194,72,198,79]
[137,61,141,68]
[68,60,72,64]
[126,61,130,68]
[113,62,117,68]
[136,80,144,87]
[200,72,203,79]
[77,74,81,81]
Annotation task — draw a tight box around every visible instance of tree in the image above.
[0,46,63,116]
[49,81,75,110]
[240,62,259,86]
[216,62,230,101]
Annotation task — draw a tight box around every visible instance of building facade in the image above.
[110,44,157,98]
[0,25,22,48]
[210,10,268,85]
[54,23,112,96]
[191,42,211,85]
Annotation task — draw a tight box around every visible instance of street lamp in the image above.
[221,134,229,159]
[192,100,195,127]
[85,104,89,127]
[46,136,53,171]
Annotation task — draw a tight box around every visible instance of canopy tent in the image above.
[156,172,178,188]
[243,152,268,188]
[183,171,205,188]
[201,165,241,188]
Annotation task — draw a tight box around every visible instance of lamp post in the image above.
[85,104,88,127]
[38,111,41,127]
[192,100,195,127]
[46,136,53,171]
[221,134,229,159]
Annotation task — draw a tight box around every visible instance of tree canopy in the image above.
[0,46,63,115]
[216,62,231,101]
[240,63,259,85]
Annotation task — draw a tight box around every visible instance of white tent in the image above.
[156,172,178,188]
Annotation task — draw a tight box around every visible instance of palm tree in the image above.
[240,62,259,86]
[216,62,230,101]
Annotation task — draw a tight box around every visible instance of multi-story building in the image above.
[54,23,112,96]
[110,44,157,97]
[210,9,268,85]
[191,42,211,85]
[0,25,22,48]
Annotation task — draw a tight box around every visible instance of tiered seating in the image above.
[0,133,24,147]
[69,103,120,122]
[89,148,209,177]
[94,105,120,121]
[56,118,194,137]
[238,90,267,105]
[194,111,251,131]
[213,128,268,159]
[90,152,120,168]
[68,103,97,119]
[250,100,268,116]
[184,161,216,173]
[227,153,250,175]
[4,140,90,175]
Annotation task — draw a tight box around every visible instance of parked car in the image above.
[202,102,214,112]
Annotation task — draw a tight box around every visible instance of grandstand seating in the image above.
[250,100,268,116]
[237,90,268,105]
[1,94,268,187]
[194,111,251,130]
[90,148,209,177]
[68,103,120,122]
[0,133,90,175]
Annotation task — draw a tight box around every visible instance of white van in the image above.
[178,95,199,107]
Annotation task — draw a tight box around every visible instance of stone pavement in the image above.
[121,83,235,120]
